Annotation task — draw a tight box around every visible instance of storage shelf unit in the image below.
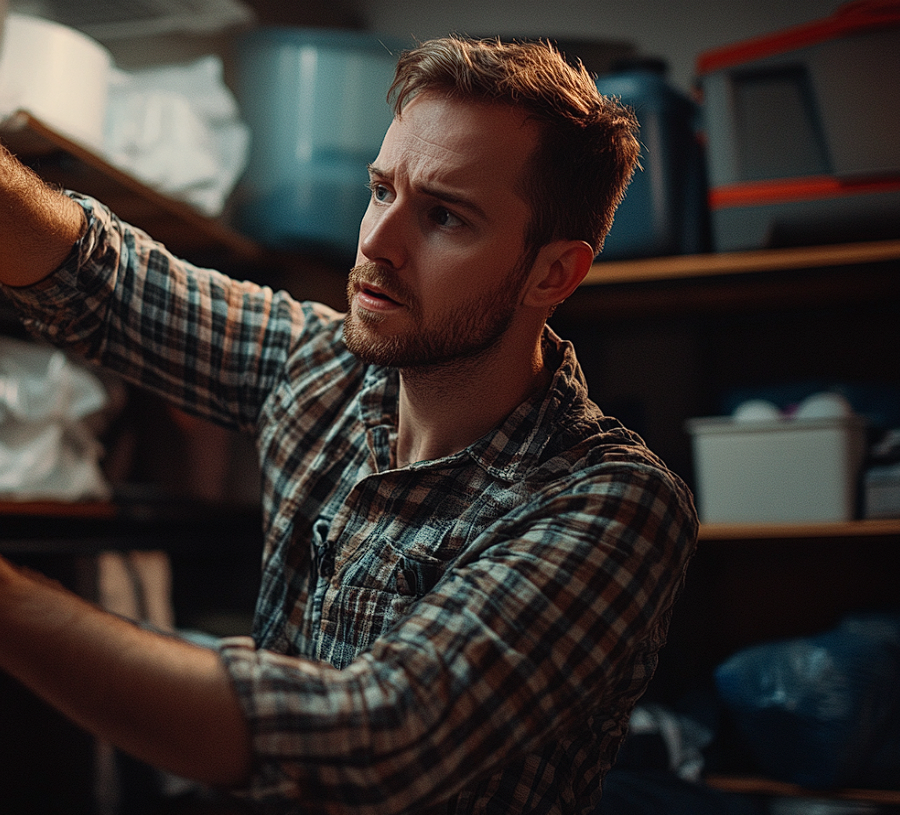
[572,236,900,805]
[4,118,899,807]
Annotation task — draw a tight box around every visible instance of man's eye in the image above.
[431,207,463,229]
[369,182,392,203]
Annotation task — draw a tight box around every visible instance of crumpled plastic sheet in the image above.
[0,337,113,501]
[103,54,250,215]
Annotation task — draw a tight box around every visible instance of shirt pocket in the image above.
[333,521,466,623]
[395,552,446,599]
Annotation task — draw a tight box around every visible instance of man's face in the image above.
[344,94,538,369]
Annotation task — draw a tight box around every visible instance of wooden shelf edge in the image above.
[0,110,264,264]
[3,509,896,536]
[583,239,900,286]
[0,499,116,518]
[699,518,900,541]
[705,774,900,805]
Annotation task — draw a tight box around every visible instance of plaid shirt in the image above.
[4,194,698,814]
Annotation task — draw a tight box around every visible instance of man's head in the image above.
[344,37,640,372]
[346,95,542,369]
[388,36,641,259]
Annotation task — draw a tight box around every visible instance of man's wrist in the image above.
[0,557,40,614]
[0,554,20,592]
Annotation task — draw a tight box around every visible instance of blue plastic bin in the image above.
[595,58,709,260]
[233,28,407,261]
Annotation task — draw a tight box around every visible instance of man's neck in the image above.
[394,331,551,468]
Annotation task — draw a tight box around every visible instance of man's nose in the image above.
[358,200,408,269]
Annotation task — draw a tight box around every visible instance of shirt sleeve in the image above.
[217,459,698,813]
[1,193,335,431]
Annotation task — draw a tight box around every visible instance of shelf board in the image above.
[699,518,900,541]
[8,109,899,287]
[0,500,116,519]
[0,110,263,266]
[584,239,900,286]
[3,501,896,539]
[705,774,900,805]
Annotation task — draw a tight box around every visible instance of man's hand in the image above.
[0,143,86,287]
[0,554,252,786]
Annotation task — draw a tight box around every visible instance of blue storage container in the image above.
[595,58,709,260]
[233,28,407,261]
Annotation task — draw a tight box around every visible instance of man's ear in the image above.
[522,240,595,310]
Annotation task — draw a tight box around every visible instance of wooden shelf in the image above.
[5,502,896,539]
[705,774,900,805]
[584,239,900,286]
[564,238,900,319]
[0,497,261,556]
[699,518,900,541]
[8,109,899,290]
[0,110,264,267]
[0,499,116,519]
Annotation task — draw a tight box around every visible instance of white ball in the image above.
[795,392,854,420]
[733,399,782,422]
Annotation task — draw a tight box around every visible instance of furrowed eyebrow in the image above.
[421,184,488,223]
[366,164,488,222]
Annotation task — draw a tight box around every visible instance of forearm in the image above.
[0,143,86,287]
[0,555,252,786]
[2,186,307,431]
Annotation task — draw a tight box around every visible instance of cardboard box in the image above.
[687,415,867,523]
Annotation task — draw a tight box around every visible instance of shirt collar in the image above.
[356,326,588,481]
[466,326,587,480]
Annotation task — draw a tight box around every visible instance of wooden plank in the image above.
[705,774,900,805]
[699,519,900,541]
[585,239,900,286]
[0,500,116,518]
[0,110,263,266]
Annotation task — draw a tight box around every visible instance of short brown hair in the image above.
[388,36,640,257]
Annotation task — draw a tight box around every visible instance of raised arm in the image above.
[0,142,86,287]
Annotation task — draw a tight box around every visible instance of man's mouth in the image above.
[349,262,412,312]
[361,283,398,304]
[354,279,405,312]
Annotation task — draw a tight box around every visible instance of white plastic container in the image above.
[0,13,112,149]
[686,415,867,523]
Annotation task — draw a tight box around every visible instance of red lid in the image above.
[709,174,900,210]
[697,0,900,75]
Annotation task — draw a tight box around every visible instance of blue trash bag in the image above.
[714,613,900,788]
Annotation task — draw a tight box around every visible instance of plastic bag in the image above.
[616,703,713,782]
[103,55,249,215]
[0,337,112,501]
[714,613,900,788]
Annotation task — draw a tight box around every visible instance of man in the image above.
[0,36,697,813]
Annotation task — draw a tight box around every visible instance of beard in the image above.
[343,255,533,371]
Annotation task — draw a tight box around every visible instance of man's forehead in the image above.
[375,96,535,188]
